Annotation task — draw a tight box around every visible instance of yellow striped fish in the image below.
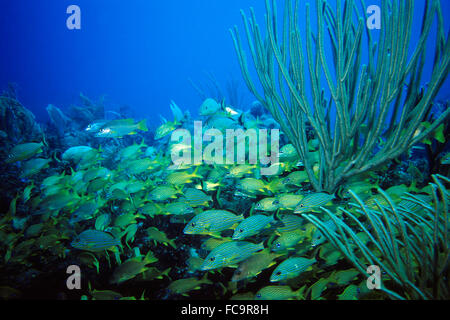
[309,278,329,300]
[337,284,360,300]
[364,194,390,210]
[255,197,278,212]
[311,219,336,247]
[231,250,281,282]
[163,201,194,215]
[398,195,432,213]
[183,210,243,236]
[237,178,268,195]
[226,164,256,178]
[282,170,309,186]
[201,237,232,251]
[329,269,360,285]
[200,241,264,270]
[182,188,212,207]
[165,167,203,185]
[232,214,274,240]
[276,215,304,233]
[270,256,316,282]
[71,230,121,252]
[255,285,305,300]
[148,186,180,202]
[294,193,335,214]
[6,142,44,163]
[271,231,304,252]
[279,144,298,160]
[274,194,303,210]
[20,158,51,178]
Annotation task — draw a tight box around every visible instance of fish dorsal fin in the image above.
[159,115,168,124]
[103,118,134,127]
[238,112,245,126]
[170,100,183,123]
[220,99,227,111]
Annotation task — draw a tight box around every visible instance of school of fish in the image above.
[0,97,440,300]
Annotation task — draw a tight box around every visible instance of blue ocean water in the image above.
[0,0,449,128]
[0,1,449,302]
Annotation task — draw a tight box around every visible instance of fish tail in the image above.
[215,187,222,208]
[201,273,213,284]
[295,285,307,300]
[273,209,281,221]
[312,246,322,266]
[153,202,164,214]
[265,180,277,193]
[137,119,148,132]
[218,282,228,295]
[174,185,184,195]
[162,268,172,280]
[256,241,265,252]
[192,165,203,178]
[143,250,157,265]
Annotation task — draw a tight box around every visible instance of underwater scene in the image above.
[0,0,449,302]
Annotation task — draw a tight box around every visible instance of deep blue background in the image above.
[1,1,449,130]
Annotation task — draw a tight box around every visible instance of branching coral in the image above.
[303,174,449,300]
[231,0,450,192]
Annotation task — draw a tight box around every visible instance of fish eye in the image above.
[276,243,281,248]
[238,229,243,233]
[210,257,215,262]
[191,222,196,227]
[300,204,304,207]
[256,294,261,298]
[276,271,281,276]
[273,200,279,205]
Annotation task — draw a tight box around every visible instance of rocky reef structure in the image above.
[0,84,43,144]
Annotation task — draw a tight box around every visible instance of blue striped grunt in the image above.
[271,231,305,252]
[182,188,212,207]
[184,210,243,236]
[231,249,282,282]
[200,241,264,271]
[294,193,335,214]
[255,285,305,300]
[232,214,274,240]
[274,194,303,210]
[71,230,121,252]
[276,215,304,233]
[270,256,316,282]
